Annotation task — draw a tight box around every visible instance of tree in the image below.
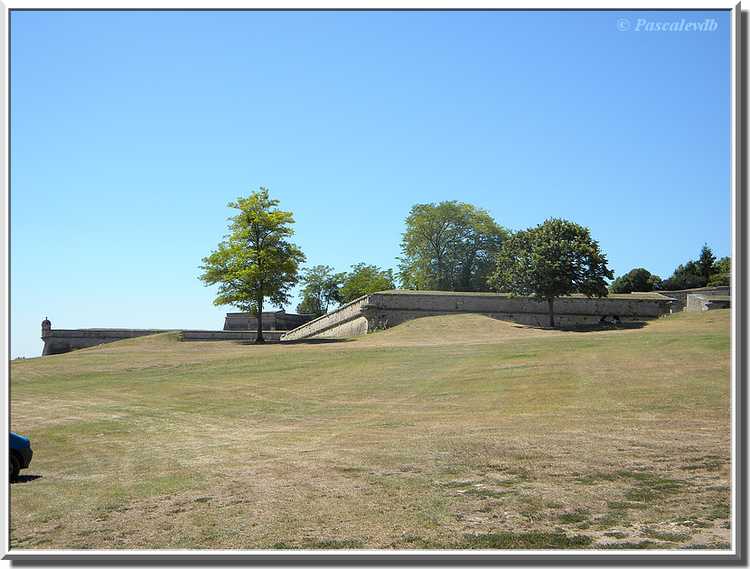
[708,256,731,287]
[697,244,717,281]
[296,265,345,316]
[488,218,613,328]
[398,201,509,292]
[339,263,396,304]
[661,245,719,291]
[610,268,662,293]
[200,188,305,343]
[714,256,731,274]
[661,261,705,290]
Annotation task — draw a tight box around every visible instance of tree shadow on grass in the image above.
[280,338,355,345]
[556,321,649,333]
[11,474,42,484]
[232,338,355,346]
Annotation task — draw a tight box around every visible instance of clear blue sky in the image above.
[10,10,732,358]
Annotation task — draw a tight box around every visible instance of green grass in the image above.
[460,531,593,549]
[558,509,591,525]
[9,311,731,550]
[641,528,690,543]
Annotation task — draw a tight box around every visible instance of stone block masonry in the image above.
[657,286,730,312]
[281,290,675,342]
[179,330,284,342]
[223,311,313,331]
[40,290,678,354]
[42,328,165,356]
[686,294,731,312]
[40,320,284,356]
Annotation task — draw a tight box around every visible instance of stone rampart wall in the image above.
[658,286,730,311]
[686,294,732,312]
[281,291,674,342]
[41,290,680,353]
[223,312,313,331]
[42,329,166,355]
[42,328,284,356]
[180,330,284,342]
[280,296,371,341]
[368,292,669,317]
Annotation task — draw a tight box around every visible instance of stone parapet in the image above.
[223,311,314,331]
[180,330,284,342]
[686,294,731,312]
[281,290,675,342]
[41,326,283,356]
[280,296,370,341]
[657,286,730,311]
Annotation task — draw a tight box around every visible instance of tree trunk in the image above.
[547,298,555,328]
[256,297,265,344]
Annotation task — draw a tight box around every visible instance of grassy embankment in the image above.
[10,310,731,550]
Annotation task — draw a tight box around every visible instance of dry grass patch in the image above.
[10,310,731,550]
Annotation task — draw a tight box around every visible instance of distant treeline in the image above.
[610,246,730,294]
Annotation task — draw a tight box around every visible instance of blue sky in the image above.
[10,10,732,357]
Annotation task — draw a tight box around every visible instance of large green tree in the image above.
[339,263,396,304]
[398,201,508,292]
[297,265,345,316]
[661,244,725,291]
[661,261,705,290]
[200,188,305,343]
[708,256,731,287]
[610,268,662,293]
[488,218,613,328]
[697,244,717,282]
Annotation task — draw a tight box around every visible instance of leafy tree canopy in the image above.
[200,188,305,342]
[661,245,728,290]
[661,261,705,290]
[296,265,345,317]
[488,218,613,327]
[697,244,717,280]
[340,263,396,304]
[610,268,662,293]
[398,201,509,292]
[708,256,731,287]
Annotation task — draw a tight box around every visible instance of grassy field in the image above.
[10,310,731,550]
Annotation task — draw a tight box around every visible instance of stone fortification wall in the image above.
[280,296,371,341]
[281,290,673,342]
[223,311,313,331]
[657,286,730,311]
[42,329,166,355]
[686,294,731,312]
[42,327,284,356]
[180,330,284,342]
[41,289,679,353]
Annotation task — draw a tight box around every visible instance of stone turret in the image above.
[41,317,51,338]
